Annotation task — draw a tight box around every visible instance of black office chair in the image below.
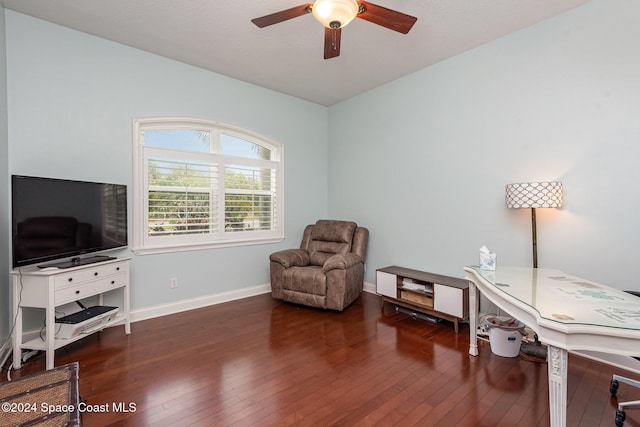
[609,290,640,427]
[610,374,640,427]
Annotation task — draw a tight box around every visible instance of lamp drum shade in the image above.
[505,182,563,209]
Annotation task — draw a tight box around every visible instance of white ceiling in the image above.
[1,0,590,106]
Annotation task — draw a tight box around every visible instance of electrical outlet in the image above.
[170,277,178,289]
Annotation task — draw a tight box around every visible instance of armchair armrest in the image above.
[270,249,310,268]
[323,253,363,273]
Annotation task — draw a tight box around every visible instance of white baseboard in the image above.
[0,340,12,369]
[132,281,377,323]
[10,281,377,353]
[363,280,376,294]
[1,329,43,369]
[130,283,272,323]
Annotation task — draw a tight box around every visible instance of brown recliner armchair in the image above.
[269,220,369,311]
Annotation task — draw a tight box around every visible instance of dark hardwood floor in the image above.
[4,291,640,426]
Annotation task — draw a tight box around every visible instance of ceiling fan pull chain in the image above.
[330,21,340,50]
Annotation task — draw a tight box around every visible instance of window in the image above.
[132,117,283,254]
[102,184,128,243]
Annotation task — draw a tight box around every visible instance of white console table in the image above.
[12,257,131,370]
[465,266,640,427]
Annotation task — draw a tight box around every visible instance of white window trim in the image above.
[132,116,284,255]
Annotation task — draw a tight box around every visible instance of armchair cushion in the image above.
[308,220,357,266]
[283,266,325,296]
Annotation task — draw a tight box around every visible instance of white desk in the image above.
[465,266,640,427]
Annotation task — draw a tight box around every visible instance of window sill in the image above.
[132,236,284,255]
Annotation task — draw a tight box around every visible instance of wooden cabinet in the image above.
[12,258,131,369]
[376,266,469,333]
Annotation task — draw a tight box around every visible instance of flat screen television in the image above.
[12,175,128,269]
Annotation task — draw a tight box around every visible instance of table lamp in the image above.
[505,181,563,268]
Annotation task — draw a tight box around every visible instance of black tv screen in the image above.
[12,175,128,268]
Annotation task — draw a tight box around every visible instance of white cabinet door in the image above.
[433,283,463,317]
[376,271,397,298]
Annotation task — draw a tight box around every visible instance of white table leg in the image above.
[45,304,55,370]
[12,306,22,369]
[468,282,478,356]
[124,281,131,335]
[547,345,568,427]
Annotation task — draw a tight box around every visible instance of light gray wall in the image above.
[0,7,9,339]
[5,11,328,312]
[328,0,640,290]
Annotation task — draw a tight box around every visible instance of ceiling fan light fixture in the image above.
[312,0,359,29]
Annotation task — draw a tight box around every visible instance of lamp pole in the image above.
[531,207,538,268]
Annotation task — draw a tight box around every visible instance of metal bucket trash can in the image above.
[485,316,525,358]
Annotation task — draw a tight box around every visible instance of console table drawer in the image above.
[55,283,97,305]
[84,263,128,280]
[400,290,434,308]
[94,273,127,293]
[53,263,129,289]
[54,272,83,288]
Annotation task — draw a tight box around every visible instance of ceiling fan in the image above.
[251,0,417,60]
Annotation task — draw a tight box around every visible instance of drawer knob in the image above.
[75,290,80,295]
[68,278,73,282]
[116,267,120,271]
[94,272,99,276]
[111,280,115,284]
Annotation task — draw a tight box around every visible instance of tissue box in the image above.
[479,252,496,270]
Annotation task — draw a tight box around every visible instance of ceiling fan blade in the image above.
[251,4,313,28]
[357,1,417,34]
[324,27,342,59]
